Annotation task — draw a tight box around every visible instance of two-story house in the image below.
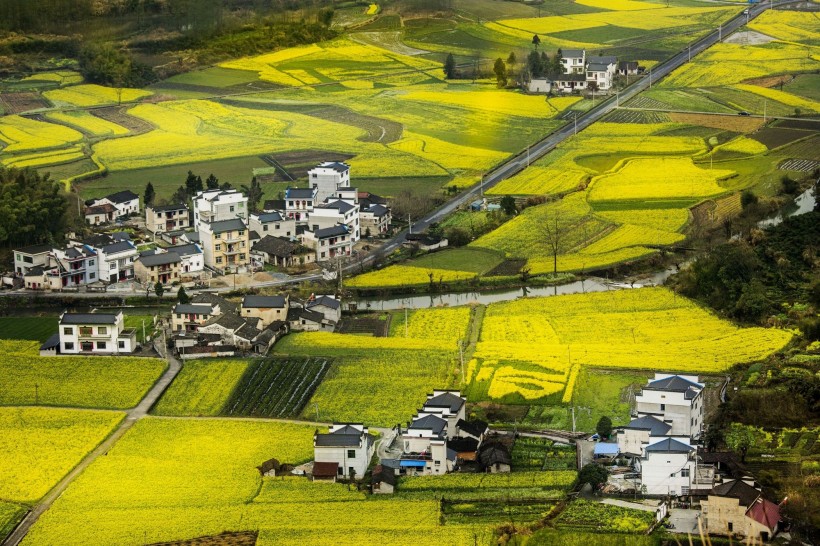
[84,203,117,225]
[637,437,697,496]
[88,190,140,219]
[57,311,136,354]
[634,374,704,439]
[165,243,204,276]
[248,211,296,239]
[171,302,219,332]
[421,390,467,438]
[198,218,250,273]
[701,480,781,542]
[308,161,351,203]
[49,245,98,288]
[360,204,391,236]
[305,295,342,324]
[313,423,375,478]
[400,414,455,475]
[309,200,360,242]
[13,244,52,275]
[561,48,586,74]
[300,225,353,262]
[284,187,318,222]
[146,204,190,234]
[93,239,138,283]
[193,189,248,229]
[586,55,618,90]
[240,295,289,328]
[134,251,181,285]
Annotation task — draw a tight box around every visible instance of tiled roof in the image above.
[316,161,350,173]
[646,375,702,393]
[625,415,671,436]
[16,244,52,255]
[315,433,361,447]
[426,392,465,413]
[149,203,187,212]
[645,438,693,454]
[285,188,316,199]
[61,313,118,325]
[314,225,348,238]
[562,48,585,57]
[105,190,139,204]
[139,252,181,266]
[243,295,287,308]
[101,241,135,254]
[166,244,201,257]
[173,304,213,315]
[746,498,780,530]
[307,295,340,310]
[408,414,447,436]
[711,480,761,507]
[255,212,284,222]
[207,218,246,234]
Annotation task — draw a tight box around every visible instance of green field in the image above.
[153,359,250,417]
[570,368,652,432]
[0,317,58,342]
[0,501,27,543]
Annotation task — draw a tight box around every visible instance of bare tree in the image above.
[543,209,574,276]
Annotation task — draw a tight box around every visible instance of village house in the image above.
[55,311,136,354]
[48,245,98,288]
[77,235,138,284]
[478,440,512,473]
[84,203,117,226]
[301,224,353,262]
[305,295,342,324]
[618,60,639,76]
[360,204,391,236]
[701,479,781,542]
[371,465,396,494]
[586,55,618,91]
[636,437,701,496]
[284,187,317,221]
[308,161,352,204]
[248,211,296,238]
[313,423,375,479]
[146,204,190,235]
[400,413,456,475]
[198,218,250,273]
[165,244,204,278]
[171,302,219,332]
[309,200,360,242]
[192,189,248,229]
[87,190,140,219]
[634,374,705,439]
[287,307,328,332]
[251,235,315,269]
[616,415,672,457]
[240,295,289,328]
[134,251,181,285]
[421,390,467,438]
[13,244,52,275]
[561,48,586,74]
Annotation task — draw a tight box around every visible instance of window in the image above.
[275,225,280,230]
[230,206,235,212]
[110,262,116,270]
[660,404,665,411]
[347,450,356,459]
[263,225,268,231]
[177,314,182,319]
[63,327,73,335]
[312,173,317,178]
[79,327,92,336]
[239,231,244,236]
[97,341,106,350]
[215,244,221,251]
[216,257,223,264]
[90,273,95,279]
[81,341,93,351]
[434,460,441,466]
[681,469,690,477]
[118,341,125,349]
[98,327,107,335]
[89,260,95,266]
[64,342,74,350]
[23,256,33,264]
[239,254,245,260]
[728,523,733,532]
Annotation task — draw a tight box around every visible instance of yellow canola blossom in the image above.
[43,84,152,107]
[748,9,820,42]
[389,307,472,344]
[595,208,690,232]
[487,165,588,196]
[2,146,85,168]
[366,3,379,15]
[46,110,131,137]
[21,71,83,85]
[588,157,733,202]
[0,115,83,153]
[399,88,580,118]
[713,135,769,155]
[389,131,507,171]
[575,0,664,10]
[487,366,566,400]
[346,265,476,288]
[526,246,657,274]
[733,84,820,113]
[0,407,124,503]
[580,224,685,254]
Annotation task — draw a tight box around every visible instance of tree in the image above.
[177,285,189,304]
[724,423,759,463]
[144,182,155,208]
[499,195,517,216]
[543,209,574,276]
[170,185,187,205]
[527,50,543,79]
[578,463,608,488]
[551,48,564,77]
[185,171,203,196]
[241,176,263,213]
[154,281,164,298]
[740,189,758,209]
[507,51,517,69]
[493,58,507,87]
[532,34,541,49]
[0,167,69,247]
[596,416,613,439]
[444,53,456,79]
[206,173,219,190]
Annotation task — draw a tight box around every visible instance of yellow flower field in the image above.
[46,110,131,136]
[733,84,820,113]
[389,131,507,171]
[595,208,690,232]
[21,71,83,85]
[0,407,124,503]
[576,0,663,10]
[0,115,83,153]
[0,340,167,409]
[153,359,251,416]
[714,135,769,155]
[486,165,588,196]
[346,265,476,288]
[1,146,86,168]
[526,245,657,275]
[579,224,684,254]
[389,307,472,344]
[748,9,820,42]
[588,157,733,202]
[43,84,152,107]
[399,88,580,119]
[366,3,379,15]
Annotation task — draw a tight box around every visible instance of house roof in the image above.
[25,266,45,276]
[255,212,284,222]
[166,244,201,257]
[314,225,348,238]
[101,241,135,254]
[139,252,181,267]
[191,292,236,313]
[60,313,118,325]
[207,218,246,234]
[746,498,780,530]
[645,438,693,454]
[307,295,340,310]
[62,246,95,259]
[315,433,361,447]
[105,190,139,204]
[587,62,612,72]
[448,437,479,453]
[478,442,512,467]
[316,161,349,173]
[112,231,131,242]
[456,419,488,438]
[173,304,213,315]
[149,203,187,212]
[362,204,389,217]
[39,332,60,351]
[588,55,617,64]
[319,200,355,214]
[426,392,465,413]
[203,312,248,332]
[711,480,761,507]
[182,231,200,243]
[286,188,316,199]
[372,465,396,486]
[85,203,117,215]
[289,308,324,324]
[312,461,339,478]
[624,415,671,436]
[253,236,307,258]
[16,243,52,255]
[562,48,585,58]
[645,375,702,393]
[243,295,286,308]
[408,414,447,436]
[619,61,638,69]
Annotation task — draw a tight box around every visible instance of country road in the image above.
[2,343,182,546]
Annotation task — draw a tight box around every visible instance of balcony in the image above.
[222,235,245,244]
[223,246,243,255]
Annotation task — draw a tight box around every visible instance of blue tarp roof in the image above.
[593,442,620,456]
[400,460,427,468]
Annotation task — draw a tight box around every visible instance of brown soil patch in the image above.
[147,531,258,546]
[91,106,154,135]
[741,74,794,89]
[668,112,764,133]
[0,92,50,114]
[750,127,811,149]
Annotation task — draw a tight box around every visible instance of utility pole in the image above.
[719,24,722,41]
[315,402,319,422]
[763,99,767,123]
[571,406,576,433]
[142,319,146,343]
[688,45,691,63]
[458,340,465,384]
[649,68,652,88]
[407,214,411,235]
[574,112,578,136]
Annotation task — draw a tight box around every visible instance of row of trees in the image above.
[0,168,69,248]
[146,171,263,212]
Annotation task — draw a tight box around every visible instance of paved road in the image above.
[2,343,182,546]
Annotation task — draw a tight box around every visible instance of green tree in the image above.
[740,189,758,209]
[242,176,263,213]
[444,53,456,79]
[0,167,68,247]
[493,58,507,87]
[527,50,544,79]
[154,281,164,298]
[185,171,203,196]
[532,34,541,49]
[144,182,155,208]
[578,463,608,488]
[499,195,517,216]
[551,48,564,77]
[596,416,613,439]
[724,423,759,463]
[206,173,219,190]
[171,185,188,205]
[177,285,190,304]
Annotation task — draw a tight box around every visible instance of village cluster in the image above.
[5,161,392,291]
[527,48,640,94]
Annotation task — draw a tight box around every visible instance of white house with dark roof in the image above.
[309,200,360,241]
[308,161,351,204]
[198,217,250,272]
[300,224,353,262]
[165,243,203,276]
[249,211,296,238]
[57,311,136,354]
[586,55,618,90]
[306,295,341,324]
[421,390,467,438]
[314,423,375,478]
[360,204,391,236]
[48,245,98,288]
[285,187,318,221]
[172,303,218,332]
[241,295,289,328]
[89,239,138,283]
[637,437,697,496]
[400,413,456,475]
[616,415,672,457]
[561,48,586,74]
[146,203,189,234]
[14,244,52,275]
[635,374,704,439]
[89,190,140,219]
[193,189,248,229]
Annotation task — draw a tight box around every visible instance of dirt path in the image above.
[2,343,182,546]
